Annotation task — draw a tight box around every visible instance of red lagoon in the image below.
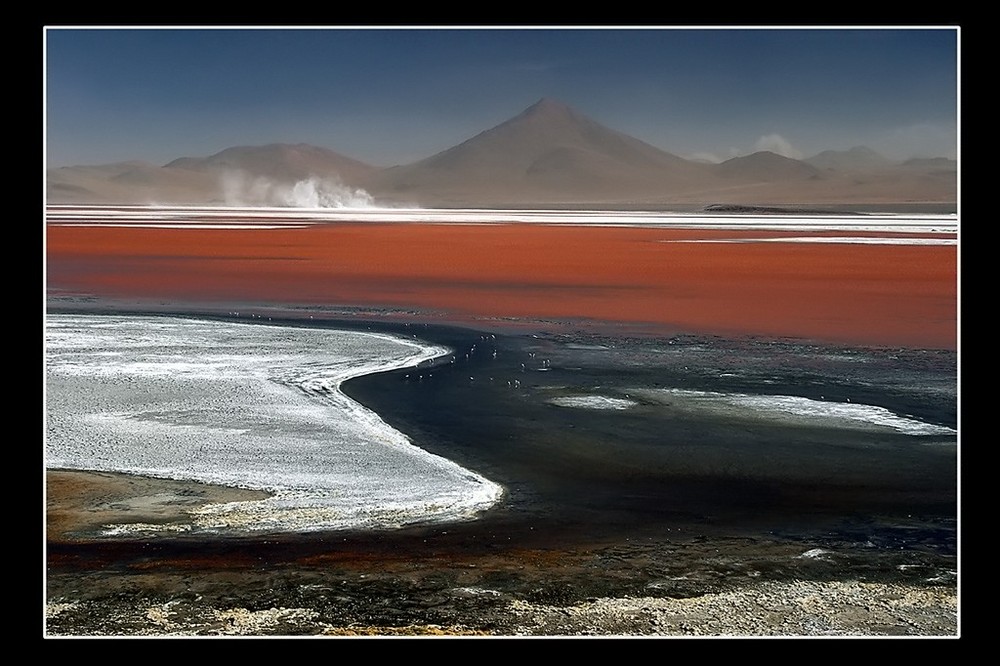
[45,221,957,350]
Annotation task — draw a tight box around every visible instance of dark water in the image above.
[332,318,957,565]
[45,311,959,629]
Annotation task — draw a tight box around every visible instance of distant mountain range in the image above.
[46,98,957,209]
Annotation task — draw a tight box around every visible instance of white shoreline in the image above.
[45,204,958,234]
[45,314,505,535]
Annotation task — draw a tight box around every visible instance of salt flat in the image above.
[45,313,503,535]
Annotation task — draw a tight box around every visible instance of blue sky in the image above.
[44,26,959,168]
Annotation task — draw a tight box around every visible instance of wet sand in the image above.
[44,217,959,636]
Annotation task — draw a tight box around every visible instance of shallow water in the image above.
[45,311,957,561]
[342,323,957,551]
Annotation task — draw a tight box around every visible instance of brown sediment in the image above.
[46,470,270,543]
[45,222,957,350]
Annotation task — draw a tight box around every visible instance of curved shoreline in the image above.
[46,307,958,540]
[44,203,958,635]
[44,307,958,637]
[45,313,504,536]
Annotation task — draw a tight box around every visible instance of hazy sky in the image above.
[44,26,959,168]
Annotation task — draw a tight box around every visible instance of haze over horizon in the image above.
[44,26,959,169]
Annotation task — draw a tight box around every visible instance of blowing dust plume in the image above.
[221,171,376,208]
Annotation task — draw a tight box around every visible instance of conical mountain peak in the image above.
[46,98,957,207]
[522,97,575,115]
[509,97,587,125]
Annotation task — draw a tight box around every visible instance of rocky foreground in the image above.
[45,576,956,637]
[45,467,958,638]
